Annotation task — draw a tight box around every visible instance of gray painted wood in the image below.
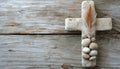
[0,0,120,69]
[0,0,119,34]
[0,34,120,69]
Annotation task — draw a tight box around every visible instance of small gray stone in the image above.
[89,50,98,56]
[83,47,90,53]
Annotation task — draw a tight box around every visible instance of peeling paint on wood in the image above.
[68,8,79,12]
[73,2,81,5]
[7,22,20,27]
[19,31,30,34]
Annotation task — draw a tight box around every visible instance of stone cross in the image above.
[65,1,112,67]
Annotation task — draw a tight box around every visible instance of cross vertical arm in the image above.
[81,1,97,67]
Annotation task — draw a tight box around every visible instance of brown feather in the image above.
[87,5,92,30]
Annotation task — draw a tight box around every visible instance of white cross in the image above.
[65,1,112,67]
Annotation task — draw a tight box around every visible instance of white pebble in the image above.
[89,50,98,56]
[83,47,90,53]
[89,43,98,50]
[82,38,91,47]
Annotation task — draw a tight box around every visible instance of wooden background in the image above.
[0,0,120,69]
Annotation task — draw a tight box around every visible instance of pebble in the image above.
[89,50,98,56]
[82,53,90,59]
[89,56,96,61]
[83,47,90,53]
[91,34,95,37]
[91,37,96,41]
[82,38,91,47]
[82,34,88,39]
[89,43,98,50]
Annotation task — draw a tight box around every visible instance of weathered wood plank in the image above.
[0,34,120,69]
[1,66,120,69]
[0,0,119,34]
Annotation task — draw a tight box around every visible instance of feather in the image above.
[87,5,92,30]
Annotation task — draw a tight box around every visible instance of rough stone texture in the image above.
[65,18,112,31]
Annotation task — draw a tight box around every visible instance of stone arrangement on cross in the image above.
[65,1,112,67]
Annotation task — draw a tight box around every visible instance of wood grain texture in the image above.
[0,34,120,69]
[0,0,120,69]
[0,0,119,34]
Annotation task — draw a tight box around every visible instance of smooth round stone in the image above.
[82,38,91,47]
[82,53,90,59]
[89,50,98,56]
[91,34,95,37]
[89,43,98,50]
[83,47,90,53]
[89,56,96,61]
[82,35,88,39]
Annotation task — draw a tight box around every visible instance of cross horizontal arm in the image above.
[65,18,112,31]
